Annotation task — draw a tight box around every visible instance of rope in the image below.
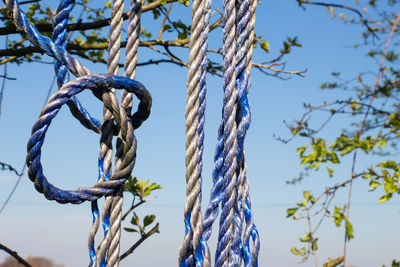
[199,0,212,266]
[89,1,142,265]
[26,74,151,203]
[180,0,206,266]
[241,1,260,266]
[215,0,237,265]
[229,0,251,265]
[93,0,125,264]
[201,0,260,266]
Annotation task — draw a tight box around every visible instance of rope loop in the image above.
[26,74,152,204]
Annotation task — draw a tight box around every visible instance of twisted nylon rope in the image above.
[229,0,251,265]
[180,0,206,266]
[52,0,102,133]
[88,2,142,266]
[92,0,126,265]
[6,0,151,207]
[241,0,260,265]
[198,0,212,266]
[26,74,151,204]
[201,1,260,266]
[215,0,238,265]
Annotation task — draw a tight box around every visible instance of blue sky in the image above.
[0,1,399,266]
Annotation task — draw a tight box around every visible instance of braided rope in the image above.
[180,0,205,266]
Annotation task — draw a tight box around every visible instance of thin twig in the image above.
[0,35,8,118]
[0,243,32,267]
[121,197,155,221]
[119,223,160,261]
[297,0,379,39]
[0,161,23,177]
[253,62,307,77]
[0,163,26,214]
[157,3,173,41]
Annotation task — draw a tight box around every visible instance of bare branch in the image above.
[0,161,24,176]
[157,3,173,41]
[0,243,32,267]
[119,223,160,261]
[297,0,379,39]
[253,62,307,77]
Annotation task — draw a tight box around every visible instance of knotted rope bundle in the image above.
[4,0,149,266]
[181,0,260,266]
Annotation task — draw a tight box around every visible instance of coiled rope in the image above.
[4,1,150,267]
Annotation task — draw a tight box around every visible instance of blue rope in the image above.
[195,0,212,265]
[230,0,252,265]
[3,0,107,104]
[26,74,151,204]
[215,0,238,265]
[202,0,260,266]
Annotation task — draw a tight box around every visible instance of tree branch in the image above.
[0,243,32,267]
[297,0,378,39]
[0,161,24,176]
[0,0,179,36]
[121,197,155,221]
[157,3,173,41]
[119,223,160,261]
[253,62,307,77]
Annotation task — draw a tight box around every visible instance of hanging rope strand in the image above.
[215,0,238,266]
[180,0,206,266]
[108,1,142,265]
[240,0,260,265]
[229,0,252,265]
[199,0,212,266]
[122,0,141,109]
[95,0,125,265]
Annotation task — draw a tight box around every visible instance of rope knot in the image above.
[26,74,151,204]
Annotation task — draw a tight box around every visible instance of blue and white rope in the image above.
[180,0,206,266]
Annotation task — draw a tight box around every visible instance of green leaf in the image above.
[311,238,318,251]
[369,180,381,191]
[143,214,156,227]
[345,219,354,241]
[290,247,306,256]
[131,212,140,226]
[286,207,299,218]
[124,227,138,233]
[178,0,190,6]
[303,191,311,204]
[260,40,270,53]
[299,232,312,243]
[326,166,334,178]
[378,161,398,171]
[379,193,393,203]
[333,206,344,227]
